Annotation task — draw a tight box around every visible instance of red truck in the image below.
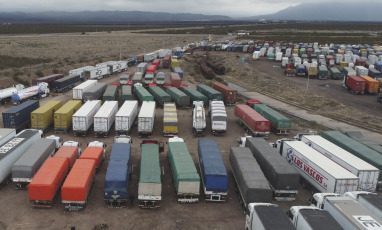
[343,75,366,94]
[146,64,158,74]
[234,104,270,138]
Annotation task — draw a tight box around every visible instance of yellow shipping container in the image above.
[171,58,180,69]
[293,48,299,54]
[360,76,380,94]
[31,100,62,131]
[339,61,348,71]
[54,100,82,133]
[163,103,178,136]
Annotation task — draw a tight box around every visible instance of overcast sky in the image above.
[0,0,375,17]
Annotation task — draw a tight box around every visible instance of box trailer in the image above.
[52,75,81,93]
[235,104,270,137]
[31,100,62,133]
[330,67,341,80]
[72,80,97,100]
[137,62,149,74]
[300,135,379,192]
[3,100,40,132]
[12,138,56,188]
[115,100,138,135]
[196,84,224,105]
[0,129,16,147]
[83,83,107,102]
[245,137,299,201]
[135,86,154,103]
[54,143,81,168]
[230,147,273,209]
[166,87,190,107]
[181,87,208,105]
[355,66,369,77]
[253,103,291,134]
[360,76,379,94]
[149,86,172,107]
[168,138,200,203]
[277,140,359,194]
[0,129,42,184]
[72,100,101,136]
[121,85,134,102]
[288,206,344,230]
[163,103,178,136]
[84,66,109,80]
[144,53,157,62]
[32,74,64,89]
[94,101,118,137]
[198,139,228,202]
[138,101,156,136]
[162,55,171,68]
[69,66,93,79]
[54,100,82,133]
[102,85,118,102]
[211,82,237,105]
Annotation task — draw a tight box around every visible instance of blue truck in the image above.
[104,142,131,207]
[2,100,39,132]
[197,139,228,202]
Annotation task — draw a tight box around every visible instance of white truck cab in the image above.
[114,135,132,144]
[168,136,185,143]
[309,193,342,209]
[45,135,63,150]
[287,206,321,226]
[62,140,82,156]
[88,141,106,158]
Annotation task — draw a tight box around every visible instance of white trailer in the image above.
[335,54,343,64]
[84,66,109,80]
[275,52,283,62]
[355,66,369,77]
[300,135,379,192]
[144,52,158,62]
[0,84,25,104]
[259,47,266,57]
[138,101,156,136]
[277,140,359,194]
[288,206,344,230]
[72,100,101,136]
[0,129,16,147]
[11,83,50,104]
[156,49,172,58]
[72,80,97,100]
[252,51,260,61]
[192,101,206,136]
[285,48,292,57]
[116,60,128,72]
[281,57,289,67]
[115,100,138,135]
[69,66,93,79]
[209,101,226,135]
[0,129,42,184]
[94,101,118,137]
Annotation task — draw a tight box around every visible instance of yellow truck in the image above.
[163,103,178,136]
[31,101,62,133]
[54,100,82,133]
[171,58,180,69]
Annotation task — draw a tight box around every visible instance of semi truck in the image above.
[168,137,200,203]
[192,101,206,136]
[0,84,24,104]
[138,101,156,136]
[209,100,227,135]
[93,101,118,137]
[11,82,49,104]
[138,140,162,208]
[115,100,138,135]
[253,103,291,134]
[72,100,101,136]
[163,103,178,136]
[79,141,106,169]
[234,104,270,138]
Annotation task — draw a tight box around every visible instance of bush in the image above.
[35,70,44,77]
[52,68,59,74]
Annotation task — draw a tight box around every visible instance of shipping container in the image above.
[168,140,200,203]
[79,145,105,169]
[369,68,382,79]
[61,159,96,210]
[355,66,369,77]
[12,138,56,188]
[73,80,97,100]
[52,75,81,92]
[162,55,171,68]
[172,67,183,78]
[166,87,190,107]
[94,101,118,137]
[134,86,154,103]
[146,65,157,74]
[121,85,133,102]
[253,103,291,134]
[230,147,273,209]
[115,100,138,135]
[180,87,208,105]
[245,138,299,201]
[322,131,382,183]
[0,128,16,147]
[31,101,62,132]
[360,76,379,94]
[197,139,228,202]
[28,158,69,208]
[83,83,107,102]
[3,100,39,132]
[170,73,182,88]
[32,74,64,89]
[138,143,161,208]
[72,100,101,136]
[138,101,156,136]
[330,67,341,80]
[102,85,118,102]
[234,104,270,137]
[163,103,178,136]
[171,59,180,69]
[149,86,172,107]
[211,82,237,105]
[343,75,366,94]
[54,100,82,133]
[54,145,80,168]
[0,129,42,184]
[196,84,224,105]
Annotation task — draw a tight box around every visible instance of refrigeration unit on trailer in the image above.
[93,101,118,137]
[72,100,101,136]
[115,100,138,135]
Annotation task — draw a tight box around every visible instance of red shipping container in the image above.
[234,104,270,135]
[54,146,79,168]
[61,159,96,203]
[355,58,366,67]
[170,73,182,88]
[152,59,160,67]
[146,65,157,74]
[345,75,366,94]
[162,55,171,68]
[79,147,104,168]
[29,157,69,202]
[211,81,237,104]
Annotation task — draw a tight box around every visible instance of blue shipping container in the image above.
[104,161,129,202]
[2,100,39,131]
[197,139,228,193]
[109,143,131,162]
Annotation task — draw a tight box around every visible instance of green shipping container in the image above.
[148,86,172,107]
[181,87,208,105]
[253,104,291,131]
[166,87,190,107]
[330,67,341,80]
[31,100,63,131]
[121,85,133,101]
[135,86,154,102]
[54,100,82,132]
[168,142,200,195]
[139,144,161,187]
[196,84,224,105]
[102,85,118,102]
[322,131,382,180]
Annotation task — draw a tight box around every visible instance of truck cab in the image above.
[62,140,82,156]
[45,135,63,151]
[114,135,132,144]
[88,141,106,158]
[309,192,341,209]
[287,206,320,226]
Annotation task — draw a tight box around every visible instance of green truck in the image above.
[253,103,291,134]
[121,85,134,102]
[134,86,154,103]
[181,87,208,105]
[148,86,172,107]
[330,67,341,80]
[102,85,118,102]
[166,87,190,107]
[318,65,329,80]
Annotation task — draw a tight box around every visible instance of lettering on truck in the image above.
[353,216,382,229]
[0,138,25,154]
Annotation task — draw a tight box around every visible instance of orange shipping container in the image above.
[79,147,104,168]
[54,146,79,168]
[61,159,96,203]
[29,158,69,202]
[360,76,380,94]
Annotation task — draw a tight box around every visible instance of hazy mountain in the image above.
[0,11,231,23]
[252,2,382,21]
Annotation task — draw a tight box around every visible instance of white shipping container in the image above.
[144,52,158,62]
[116,60,128,71]
[281,141,359,194]
[94,101,118,136]
[72,100,101,133]
[282,57,289,67]
[72,80,97,100]
[355,66,369,77]
[69,66,93,78]
[259,47,266,57]
[115,100,138,134]
[252,51,260,61]
[266,47,274,57]
[276,52,283,62]
[335,54,343,64]
[301,135,379,191]
[85,66,109,79]
[285,48,292,57]
[209,101,227,135]
[138,101,156,135]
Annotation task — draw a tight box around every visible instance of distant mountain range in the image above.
[0,11,231,23]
